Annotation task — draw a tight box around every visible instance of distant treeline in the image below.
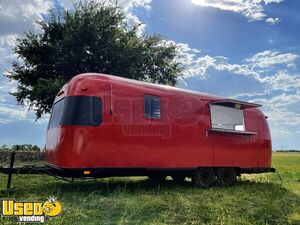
[275,150,300,152]
[0,144,41,152]
[0,145,298,153]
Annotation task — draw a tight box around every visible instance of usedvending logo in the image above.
[1,197,63,223]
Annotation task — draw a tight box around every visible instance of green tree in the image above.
[0,144,41,151]
[31,145,41,152]
[6,1,182,119]
[0,144,10,151]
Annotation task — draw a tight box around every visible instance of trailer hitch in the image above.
[0,152,72,192]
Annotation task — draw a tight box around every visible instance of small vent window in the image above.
[144,95,161,119]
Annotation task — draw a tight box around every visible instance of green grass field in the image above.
[1,152,300,225]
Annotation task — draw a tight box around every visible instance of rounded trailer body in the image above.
[45,73,272,180]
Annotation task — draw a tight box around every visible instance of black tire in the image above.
[171,175,186,182]
[217,168,237,186]
[193,168,216,188]
[148,174,166,182]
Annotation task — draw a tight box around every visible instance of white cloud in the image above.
[265,17,280,25]
[0,0,54,125]
[264,110,300,137]
[253,93,300,111]
[191,0,284,24]
[0,35,18,69]
[0,35,17,48]
[265,70,300,92]
[60,0,151,11]
[113,0,152,34]
[176,43,299,95]
[0,105,29,123]
[0,0,53,35]
[117,0,151,11]
[172,41,207,78]
[61,0,152,11]
[245,50,298,68]
[0,103,50,124]
[176,43,262,80]
[59,0,151,34]
[126,12,146,35]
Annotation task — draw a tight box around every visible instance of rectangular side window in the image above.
[144,95,161,119]
[210,104,245,131]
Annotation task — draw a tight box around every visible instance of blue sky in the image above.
[0,0,300,150]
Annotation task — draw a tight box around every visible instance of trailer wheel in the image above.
[148,174,166,182]
[193,168,216,188]
[217,168,237,186]
[171,175,186,182]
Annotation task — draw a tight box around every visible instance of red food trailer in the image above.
[42,73,273,187]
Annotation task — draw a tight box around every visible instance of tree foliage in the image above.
[6,1,182,118]
[0,144,41,152]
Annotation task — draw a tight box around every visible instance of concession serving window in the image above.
[208,99,261,135]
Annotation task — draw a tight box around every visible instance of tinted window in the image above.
[210,105,245,131]
[60,96,102,126]
[48,98,65,129]
[144,95,161,119]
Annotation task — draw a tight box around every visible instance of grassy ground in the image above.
[0,152,299,225]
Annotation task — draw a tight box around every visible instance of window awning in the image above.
[209,99,261,109]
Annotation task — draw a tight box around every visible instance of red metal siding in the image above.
[45,73,272,169]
